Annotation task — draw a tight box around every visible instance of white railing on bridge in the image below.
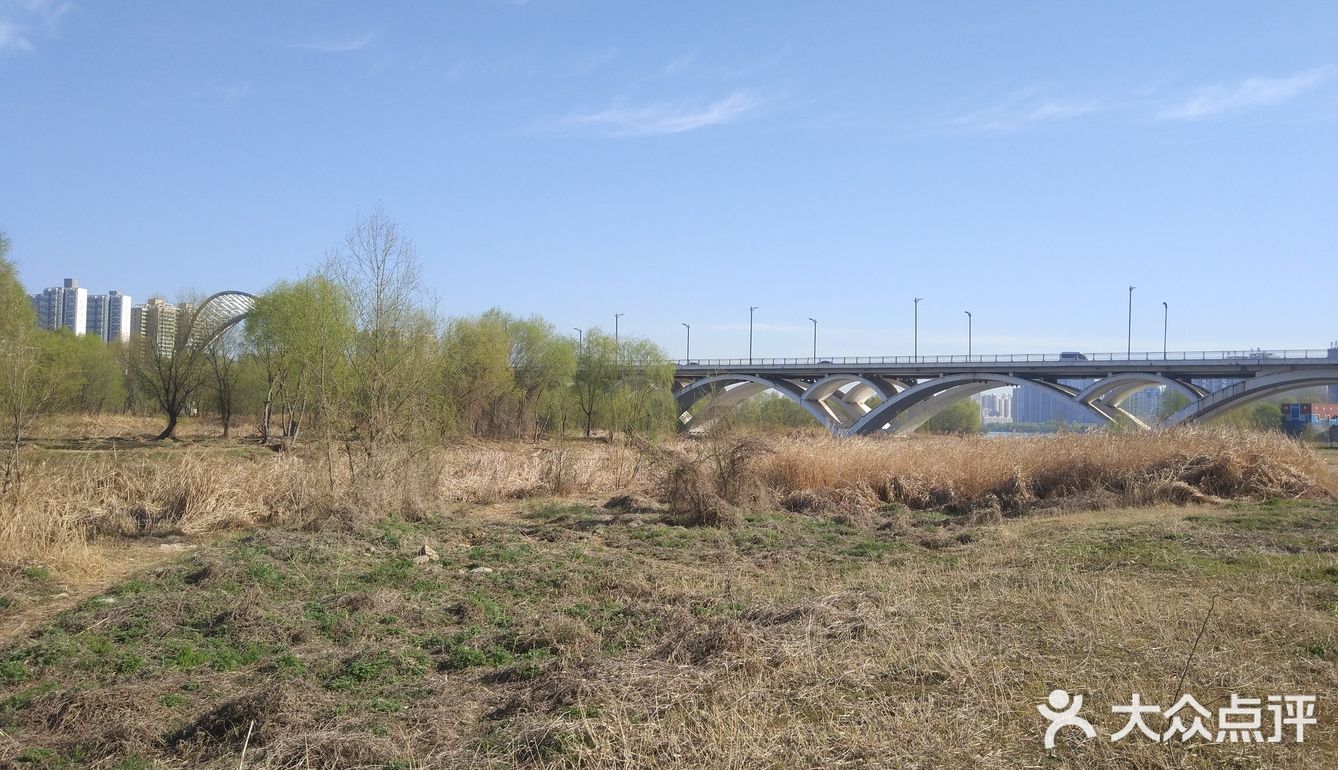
[672,349,1337,367]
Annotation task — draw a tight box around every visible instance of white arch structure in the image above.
[180,290,257,348]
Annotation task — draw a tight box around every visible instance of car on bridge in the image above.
[1059,351,1088,361]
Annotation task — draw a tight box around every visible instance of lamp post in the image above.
[808,317,817,360]
[614,313,623,346]
[1127,285,1135,358]
[964,310,972,358]
[682,322,690,362]
[573,327,583,350]
[749,306,759,364]
[913,297,923,362]
[1162,301,1168,360]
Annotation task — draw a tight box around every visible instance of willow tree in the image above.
[608,337,677,438]
[572,329,620,437]
[504,312,577,440]
[245,276,354,447]
[439,312,514,436]
[439,309,577,438]
[1,234,69,496]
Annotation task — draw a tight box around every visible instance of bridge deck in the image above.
[673,349,1337,380]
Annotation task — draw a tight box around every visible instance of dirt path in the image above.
[0,537,202,647]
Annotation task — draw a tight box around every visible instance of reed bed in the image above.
[758,428,1334,515]
[2,429,1332,568]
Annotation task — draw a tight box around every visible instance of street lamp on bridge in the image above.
[808,317,817,360]
[1127,285,1135,358]
[614,313,624,346]
[913,297,923,362]
[573,327,583,351]
[749,306,759,364]
[1162,301,1168,360]
[964,310,972,358]
[682,322,690,361]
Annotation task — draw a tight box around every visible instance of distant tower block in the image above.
[1329,342,1338,403]
[31,278,88,335]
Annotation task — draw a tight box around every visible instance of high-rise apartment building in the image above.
[86,290,133,343]
[1329,343,1338,403]
[973,390,1014,423]
[130,297,179,356]
[1011,378,1105,426]
[85,293,107,340]
[1123,386,1164,424]
[31,278,88,335]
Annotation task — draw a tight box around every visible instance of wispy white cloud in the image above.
[0,18,33,51]
[0,0,72,53]
[550,90,762,137]
[661,52,696,77]
[948,90,1110,133]
[294,32,377,53]
[1157,67,1333,120]
[15,0,71,23]
[948,67,1334,133]
[566,46,617,76]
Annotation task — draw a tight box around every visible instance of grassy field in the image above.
[0,423,1335,768]
[0,498,1335,767]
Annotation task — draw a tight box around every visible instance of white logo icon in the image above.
[1037,689,1096,749]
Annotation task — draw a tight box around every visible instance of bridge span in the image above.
[671,349,1338,436]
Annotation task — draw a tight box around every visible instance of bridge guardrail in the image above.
[671,349,1336,367]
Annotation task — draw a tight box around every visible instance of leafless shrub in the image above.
[653,434,776,528]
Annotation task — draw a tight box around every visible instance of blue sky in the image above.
[3,1,1337,359]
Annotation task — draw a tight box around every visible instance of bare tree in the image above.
[128,298,210,441]
[325,209,436,454]
[206,325,242,438]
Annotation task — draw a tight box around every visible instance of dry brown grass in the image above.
[0,437,657,572]
[760,428,1336,516]
[1,423,1336,768]
[2,498,1333,769]
[2,428,1333,573]
[25,412,226,441]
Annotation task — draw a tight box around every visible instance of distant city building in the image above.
[1329,343,1338,403]
[176,301,201,346]
[106,290,133,343]
[85,293,107,340]
[131,297,179,356]
[85,290,133,343]
[1192,378,1242,395]
[31,278,88,335]
[973,390,1014,423]
[1281,403,1338,438]
[1011,378,1104,425]
[1123,386,1164,424]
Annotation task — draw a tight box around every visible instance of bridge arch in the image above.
[847,374,1113,436]
[802,374,900,426]
[1076,373,1206,408]
[674,374,840,432]
[1164,367,1338,425]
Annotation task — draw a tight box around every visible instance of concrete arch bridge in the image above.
[671,349,1338,436]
